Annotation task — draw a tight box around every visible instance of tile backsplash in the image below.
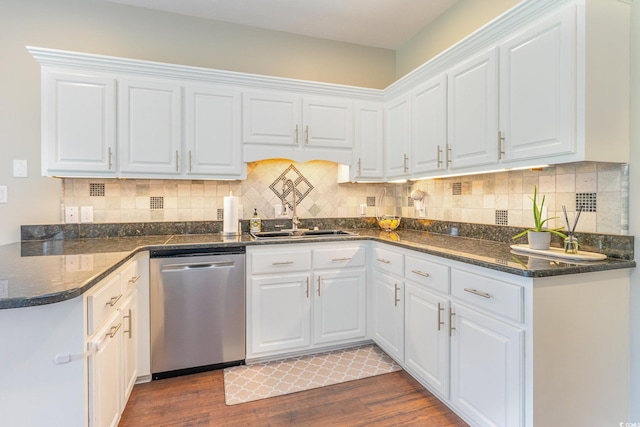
[61,160,629,235]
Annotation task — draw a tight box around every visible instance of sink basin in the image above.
[250,229,356,240]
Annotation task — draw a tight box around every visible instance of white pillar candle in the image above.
[223,192,239,235]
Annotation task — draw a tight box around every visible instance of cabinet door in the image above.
[404,282,449,398]
[412,74,447,175]
[185,86,243,176]
[88,311,122,427]
[447,48,499,170]
[302,98,352,149]
[372,271,404,361]
[450,304,523,427]
[313,269,366,345]
[353,102,384,179]
[118,79,182,174]
[500,6,576,161]
[385,95,411,179]
[248,274,311,356]
[121,291,138,403]
[42,70,116,174]
[243,92,300,146]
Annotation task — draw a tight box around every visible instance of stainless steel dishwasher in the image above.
[149,246,245,380]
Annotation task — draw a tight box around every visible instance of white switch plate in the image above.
[359,204,367,216]
[0,186,7,203]
[80,206,94,223]
[65,206,79,223]
[0,280,8,298]
[13,160,27,177]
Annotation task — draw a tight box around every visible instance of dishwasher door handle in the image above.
[161,261,236,272]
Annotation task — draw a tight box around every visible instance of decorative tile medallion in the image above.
[269,164,314,210]
[576,192,597,212]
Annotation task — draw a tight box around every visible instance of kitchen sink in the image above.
[250,229,356,240]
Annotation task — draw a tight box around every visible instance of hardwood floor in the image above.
[119,370,469,426]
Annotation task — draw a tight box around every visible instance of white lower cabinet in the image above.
[246,243,367,360]
[372,272,404,361]
[450,304,523,427]
[404,282,450,398]
[86,253,145,427]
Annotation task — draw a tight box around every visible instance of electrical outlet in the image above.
[65,206,79,223]
[0,186,7,203]
[274,204,288,218]
[80,206,94,223]
[13,160,27,178]
[359,204,367,216]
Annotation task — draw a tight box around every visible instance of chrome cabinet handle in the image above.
[332,257,352,262]
[449,308,456,336]
[123,309,133,339]
[175,150,179,172]
[358,158,362,176]
[305,125,309,144]
[376,258,390,264]
[436,145,442,168]
[106,322,122,339]
[437,303,445,331]
[464,288,492,299]
[446,144,452,166]
[272,261,294,266]
[394,284,400,307]
[403,154,409,173]
[108,147,113,170]
[317,276,321,297]
[411,270,430,278]
[498,131,505,159]
[306,277,310,298]
[295,124,299,145]
[189,150,193,171]
[105,294,122,307]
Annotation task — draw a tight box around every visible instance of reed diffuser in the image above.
[562,205,583,254]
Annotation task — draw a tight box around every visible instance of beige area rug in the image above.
[223,344,401,405]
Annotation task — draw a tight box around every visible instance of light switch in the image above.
[0,186,7,203]
[13,160,27,178]
[80,206,94,223]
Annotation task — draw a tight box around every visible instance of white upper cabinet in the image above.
[352,102,384,180]
[447,48,499,170]
[118,79,183,175]
[185,86,242,176]
[411,74,447,176]
[41,70,116,175]
[243,92,353,163]
[499,5,576,162]
[385,95,411,179]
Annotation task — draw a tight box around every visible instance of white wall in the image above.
[0,0,396,245]
[629,0,639,420]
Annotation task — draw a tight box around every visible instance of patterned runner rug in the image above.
[223,344,401,405]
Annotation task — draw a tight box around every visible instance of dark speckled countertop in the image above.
[0,228,635,310]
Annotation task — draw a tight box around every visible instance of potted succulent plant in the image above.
[512,186,567,250]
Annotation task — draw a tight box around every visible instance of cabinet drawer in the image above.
[250,249,311,275]
[87,273,123,335]
[451,269,523,323]
[312,245,365,270]
[373,246,404,277]
[120,259,141,296]
[405,255,450,295]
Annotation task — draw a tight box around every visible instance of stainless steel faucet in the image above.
[282,178,300,231]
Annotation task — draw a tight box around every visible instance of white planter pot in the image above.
[528,231,551,250]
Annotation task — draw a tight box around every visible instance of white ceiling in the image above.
[100,0,459,50]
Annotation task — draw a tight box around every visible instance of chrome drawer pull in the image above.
[272,261,294,266]
[128,275,141,284]
[123,309,133,339]
[377,258,390,264]
[106,322,122,339]
[105,294,122,307]
[317,276,322,296]
[437,303,444,331]
[394,284,400,307]
[332,257,352,262]
[411,270,430,278]
[449,309,456,336]
[464,288,492,299]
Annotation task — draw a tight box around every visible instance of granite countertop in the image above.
[0,229,635,310]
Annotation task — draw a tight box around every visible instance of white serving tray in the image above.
[510,244,607,261]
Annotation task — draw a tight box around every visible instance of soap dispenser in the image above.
[250,209,261,232]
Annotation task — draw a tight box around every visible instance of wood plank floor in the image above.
[119,369,469,426]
